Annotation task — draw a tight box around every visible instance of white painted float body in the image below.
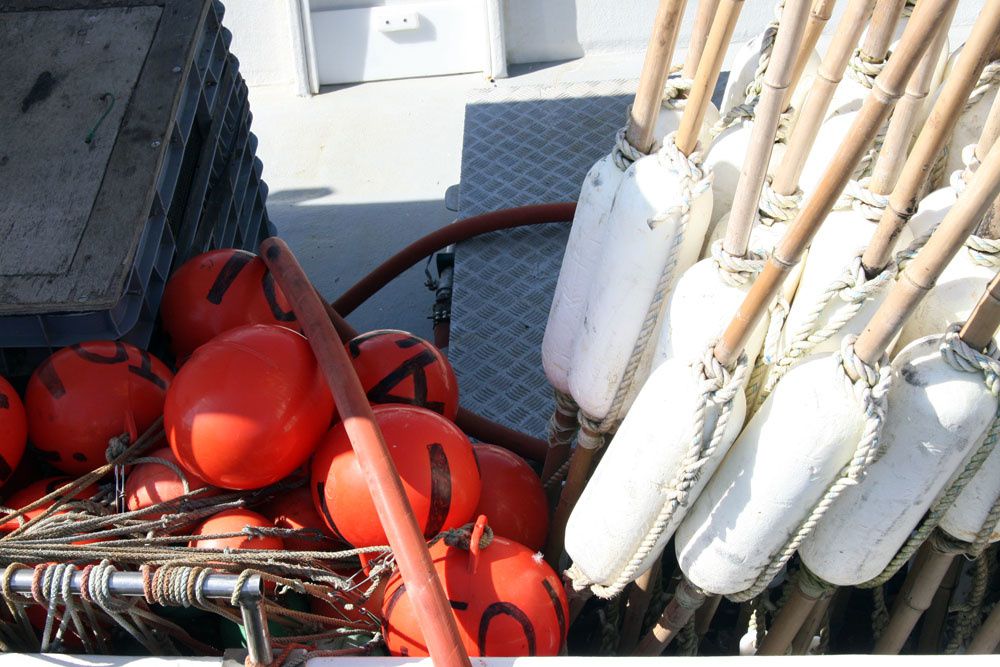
[704,122,787,227]
[799,335,996,586]
[565,355,747,588]
[676,353,866,595]
[720,32,818,119]
[941,437,1000,545]
[568,143,713,422]
[798,113,860,196]
[776,209,913,361]
[542,106,693,394]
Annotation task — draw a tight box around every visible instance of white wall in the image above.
[504,0,985,66]
[223,0,298,88]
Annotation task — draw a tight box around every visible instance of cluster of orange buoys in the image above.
[0,248,565,657]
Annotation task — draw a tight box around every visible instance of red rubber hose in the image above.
[328,203,577,463]
[262,238,471,667]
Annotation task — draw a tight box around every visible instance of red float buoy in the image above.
[347,330,459,419]
[472,444,549,551]
[311,404,480,547]
[166,324,334,490]
[0,375,27,488]
[125,447,215,519]
[381,516,568,657]
[260,486,343,552]
[161,249,297,361]
[0,477,100,532]
[190,508,284,551]
[25,342,173,475]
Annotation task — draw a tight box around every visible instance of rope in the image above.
[568,348,749,598]
[677,616,699,655]
[663,74,692,111]
[729,337,891,602]
[945,555,990,652]
[966,61,1000,112]
[758,180,802,226]
[543,458,571,489]
[861,326,1000,588]
[612,127,648,172]
[871,585,890,639]
[597,132,712,431]
[753,252,897,412]
[846,49,886,90]
[711,240,766,287]
[598,600,621,656]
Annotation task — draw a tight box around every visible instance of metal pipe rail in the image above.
[5,569,271,666]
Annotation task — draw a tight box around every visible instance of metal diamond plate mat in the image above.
[450,80,636,439]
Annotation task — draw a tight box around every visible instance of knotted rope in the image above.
[966,60,1000,112]
[758,179,803,226]
[729,337,891,602]
[596,132,712,432]
[836,177,889,222]
[846,49,887,90]
[945,553,991,653]
[567,348,749,599]
[663,74,692,111]
[711,240,767,287]
[860,326,1000,589]
[754,252,897,412]
[612,127,648,172]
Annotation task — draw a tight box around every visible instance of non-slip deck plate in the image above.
[451,80,635,439]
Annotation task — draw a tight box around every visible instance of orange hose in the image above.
[261,238,471,667]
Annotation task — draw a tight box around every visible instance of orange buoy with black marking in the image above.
[161,249,296,361]
[472,444,548,551]
[381,516,568,657]
[166,324,334,491]
[310,404,480,547]
[25,342,172,475]
[0,375,27,488]
[347,330,459,420]
[260,485,343,551]
[124,447,216,519]
[0,476,100,532]
[190,508,284,550]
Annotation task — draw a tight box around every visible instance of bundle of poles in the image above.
[540,0,1000,656]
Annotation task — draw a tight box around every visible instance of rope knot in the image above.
[442,522,494,551]
[611,127,647,172]
[847,49,887,89]
[711,240,766,287]
[838,178,888,222]
[663,74,692,109]
[758,179,802,225]
[965,234,1000,268]
[105,433,130,463]
[941,324,1000,395]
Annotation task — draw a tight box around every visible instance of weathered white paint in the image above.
[941,429,1000,544]
[777,209,912,361]
[800,335,997,586]
[568,148,713,421]
[224,0,299,88]
[704,123,787,225]
[565,354,747,587]
[719,31,818,116]
[655,256,768,367]
[676,353,864,595]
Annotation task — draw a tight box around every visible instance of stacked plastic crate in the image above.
[0,0,273,377]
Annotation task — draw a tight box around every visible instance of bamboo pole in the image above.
[757,567,832,655]
[544,423,601,566]
[619,562,659,653]
[975,93,1000,240]
[683,0,723,79]
[677,0,746,156]
[783,0,838,110]
[724,0,812,257]
[633,578,707,655]
[626,0,689,153]
[916,558,962,652]
[968,593,1000,654]
[861,0,908,62]
[855,140,1000,366]
[713,0,956,369]
[696,593,723,637]
[874,536,961,654]
[862,2,1000,274]
[790,590,835,654]
[772,0,878,195]
[868,4,955,195]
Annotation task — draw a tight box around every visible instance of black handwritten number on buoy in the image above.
[206,252,253,304]
[261,273,297,322]
[128,351,169,390]
[478,602,537,656]
[541,579,567,639]
[0,391,10,478]
[424,443,452,537]
[367,348,446,414]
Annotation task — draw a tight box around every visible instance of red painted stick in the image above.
[261,237,471,667]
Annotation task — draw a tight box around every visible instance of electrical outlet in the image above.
[374,8,420,33]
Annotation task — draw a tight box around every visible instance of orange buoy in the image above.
[125,447,215,519]
[472,444,549,551]
[25,342,173,475]
[190,508,284,550]
[311,404,480,547]
[260,486,343,551]
[161,249,297,361]
[347,330,459,419]
[0,477,100,532]
[0,375,27,488]
[166,324,334,490]
[382,517,568,657]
